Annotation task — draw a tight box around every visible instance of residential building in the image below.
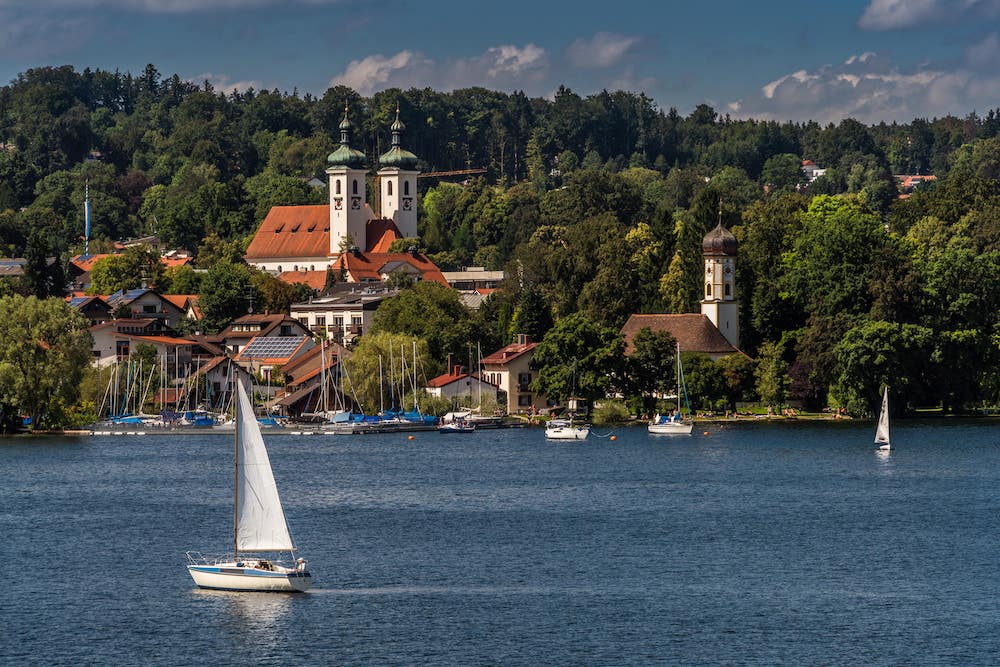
[481,334,546,414]
[290,285,397,345]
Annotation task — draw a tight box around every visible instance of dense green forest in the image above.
[1,63,998,422]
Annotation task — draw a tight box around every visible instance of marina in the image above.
[4,419,1000,665]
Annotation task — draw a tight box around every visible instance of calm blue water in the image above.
[4,420,1000,665]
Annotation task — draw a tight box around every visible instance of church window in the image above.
[404,180,410,196]
[706,283,712,297]
[724,283,731,296]
[352,179,358,195]
[387,181,393,196]
[335,180,341,195]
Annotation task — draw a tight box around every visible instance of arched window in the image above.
[352,179,358,195]
[387,181,393,196]
[706,283,712,297]
[404,180,410,195]
[335,180,341,195]
[277,266,282,273]
[724,283,731,297]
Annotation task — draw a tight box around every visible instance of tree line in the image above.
[0,63,997,427]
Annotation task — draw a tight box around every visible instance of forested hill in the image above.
[0,63,998,415]
[3,62,1000,254]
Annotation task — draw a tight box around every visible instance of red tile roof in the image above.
[278,270,329,290]
[366,218,403,253]
[332,251,448,286]
[70,254,112,272]
[481,340,538,365]
[620,314,738,355]
[244,205,332,260]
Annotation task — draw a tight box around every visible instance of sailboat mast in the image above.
[233,374,239,561]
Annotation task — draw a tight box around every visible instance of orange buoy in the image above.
[610,435,617,441]
[703,431,709,436]
[408,435,415,440]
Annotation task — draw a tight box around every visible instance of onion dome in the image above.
[379,103,419,169]
[327,101,367,168]
[702,222,738,256]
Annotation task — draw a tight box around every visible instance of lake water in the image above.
[4,419,1000,665]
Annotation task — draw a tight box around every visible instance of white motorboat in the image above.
[186,379,312,592]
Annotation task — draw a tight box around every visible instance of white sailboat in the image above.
[874,386,890,451]
[186,379,312,592]
[648,342,694,435]
[544,418,590,440]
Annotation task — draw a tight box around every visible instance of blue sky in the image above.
[2,0,1000,124]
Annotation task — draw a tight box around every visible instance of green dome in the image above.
[379,146,419,169]
[327,144,367,169]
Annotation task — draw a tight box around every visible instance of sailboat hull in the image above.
[187,564,312,592]
[648,421,694,435]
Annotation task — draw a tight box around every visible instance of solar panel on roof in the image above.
[241,335,306,359]
[69,297,89,306]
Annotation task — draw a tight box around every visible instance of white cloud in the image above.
[189,72,261,94]
[486,44,546,77]
[329,45,549,97]
[859,0,1000,30]
[566,32,643,69]
[730,51,1000,124]
[965,32,1000,69]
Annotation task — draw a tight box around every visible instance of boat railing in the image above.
[186,550,299,568]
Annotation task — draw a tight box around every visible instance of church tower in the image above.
[326,102,371,254]
[378,104,420,239]
[700,210,740,349]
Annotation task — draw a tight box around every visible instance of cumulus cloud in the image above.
[330,45,549,96]
[729,50,1000,124]
[565,32,644,69]
[859,0,1000,30]
[189,72,262,94]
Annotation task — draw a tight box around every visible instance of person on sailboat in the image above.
[671,409,681,422]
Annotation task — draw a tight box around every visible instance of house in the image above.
[219,313,315,355]
[89,321,195,368]
[272,341,349,417]
[68,295,112,326]
[802,160,826,182]
[103,288,188,329]
[425,364,499,408]
[441,266,505,291]
[290,284,398,345]
[480,334,547,414]
[895,174,937,198]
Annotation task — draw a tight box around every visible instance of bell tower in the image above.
[326,102,371,254]
[378,104,420,239]
[700,205,740,349]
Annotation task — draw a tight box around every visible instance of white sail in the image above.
[235,380,295,552]
[874,386,890,448]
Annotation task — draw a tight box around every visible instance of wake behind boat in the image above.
[186,379,311,592]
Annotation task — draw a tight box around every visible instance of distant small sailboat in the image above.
[186,379,312,592]
[648,342,694,436]
[874,386,890,451]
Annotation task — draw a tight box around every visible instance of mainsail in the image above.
[874,386,890,446]
[235,380,295,552]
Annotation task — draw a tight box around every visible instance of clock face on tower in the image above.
[351,197,361,209]
[402,198,412,210]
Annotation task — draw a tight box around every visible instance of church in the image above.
[620,219,742,359]
[245,104,447,286]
